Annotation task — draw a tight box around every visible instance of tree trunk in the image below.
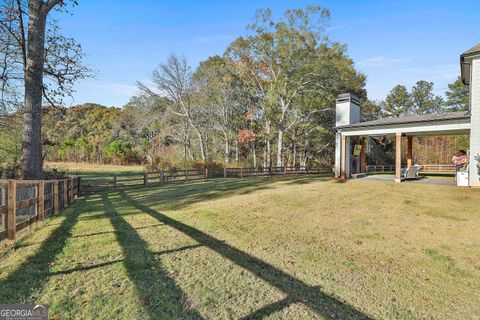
[293,143,297,167]
[276,126,284,167]
[20,1,48,179]
[235,139,239,163]
[195,129,206,161]
[266,123,271,168]
[263,141,267,168]
[224,131,229,164]
[252,141,257,168]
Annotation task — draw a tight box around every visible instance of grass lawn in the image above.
[44,161,145,176]
[0,176,479,319]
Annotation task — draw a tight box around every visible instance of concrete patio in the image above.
[358,174,456,186]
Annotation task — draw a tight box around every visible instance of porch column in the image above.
[360,137,366,173]
[407,136,413,168]
[395,132,402,183]
[341,135,347,179]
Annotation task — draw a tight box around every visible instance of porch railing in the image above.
[365,164,456,173]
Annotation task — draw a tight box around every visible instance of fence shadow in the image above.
[101,193,204,319]
[0,199,82,303]
[120,190,373,320]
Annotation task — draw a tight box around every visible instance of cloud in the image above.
[326,25,343,32]
[191,34,232,44]
[357,56,411,68]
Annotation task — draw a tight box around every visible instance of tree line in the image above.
[0,4,470,178]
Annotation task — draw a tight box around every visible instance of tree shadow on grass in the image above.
[120,190,373,320]
[101,193,204,319]
[126,175,329,212]
[0,198,83,303]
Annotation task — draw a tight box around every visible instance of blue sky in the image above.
[56,0,479,107]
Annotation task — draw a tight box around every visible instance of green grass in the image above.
[44,162,145,176]
[0,176,479,319]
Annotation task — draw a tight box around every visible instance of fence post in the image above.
[37,180,45,222]
[113,175,117,186]
[240,168,243,179]
[69,178,74,204]
[143,173,148,185]
[160,170,164,185]
[77,177,81,197]
[75,177,79,199]
[7,180,16,241]
[224,167,227,179]
[54,180,59,214]
[205,168,208,180]
[63,180,68,207]
[185,169,189,182]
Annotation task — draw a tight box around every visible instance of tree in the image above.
[0,0,89,179]
[445,76,469,111]
[138,54,208,161]
[227,7,365,166]
[361,99,382,121]
[410,80,444,115]
[382,85,412,117]
[194,55,250,164]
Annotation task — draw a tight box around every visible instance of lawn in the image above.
[44,161,145,176]
[0,176,479,319]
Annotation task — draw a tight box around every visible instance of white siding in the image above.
[334,132,341,178]
[336,98,360,178]
[350,103,360,124]
[469,59,480,187]
[336,102,360,127]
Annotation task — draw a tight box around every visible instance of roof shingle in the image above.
[462,44,480,57]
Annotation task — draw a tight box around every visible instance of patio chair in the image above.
[401,165,421,180]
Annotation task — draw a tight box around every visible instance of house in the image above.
[335,44,480,187]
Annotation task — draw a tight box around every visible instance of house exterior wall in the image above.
[469,58,480,187]
[335,94,360,178]
[335,132,342,178]
[336,101,360,126]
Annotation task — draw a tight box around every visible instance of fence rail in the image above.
[365,164,456,173]
[79,166,332,194]
[0,177,79,242]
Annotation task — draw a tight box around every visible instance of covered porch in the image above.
[336,111,471,183]
[334,44,480,187]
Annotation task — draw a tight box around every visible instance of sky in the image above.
[56,0,479,108]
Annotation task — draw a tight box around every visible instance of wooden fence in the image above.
[0,177,80,242]
[79,166,332,194]
[365,164,456,174]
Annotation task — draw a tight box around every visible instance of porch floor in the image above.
[359,174,456,186]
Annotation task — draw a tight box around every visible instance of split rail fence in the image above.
[0,178,80,242]
[79,166,332,194]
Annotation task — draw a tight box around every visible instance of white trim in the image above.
[340,121,471,137]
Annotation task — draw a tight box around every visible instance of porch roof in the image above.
[337,111,471,137]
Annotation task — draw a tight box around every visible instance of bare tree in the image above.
[138,54,208,161]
